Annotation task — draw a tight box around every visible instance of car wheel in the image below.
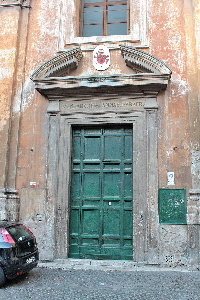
[0,267,6,287]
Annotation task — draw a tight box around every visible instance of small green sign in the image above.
[158,189,186,224]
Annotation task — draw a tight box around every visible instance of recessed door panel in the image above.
[69,126,133,260]
[104,135,122,160]
[103,172,121,198]
[82,209,100,234]
[83,173,101,197]
[85,137,101,160]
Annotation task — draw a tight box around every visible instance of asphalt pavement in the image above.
[0,266,199,300]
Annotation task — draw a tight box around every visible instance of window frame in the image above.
[80,0,130,37]
[58,0,148,49]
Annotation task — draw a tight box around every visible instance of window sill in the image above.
[63,35,148,51]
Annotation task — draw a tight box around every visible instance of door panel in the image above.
[85,137,101,159]
[104,136,122,159]
[82,209,100,234]
[103,172,121,198]
[83,173,100,197]
[69,126,133,260]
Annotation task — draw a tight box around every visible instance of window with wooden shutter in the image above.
[80,0,129,37]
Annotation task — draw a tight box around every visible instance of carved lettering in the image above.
[60,99,145,113]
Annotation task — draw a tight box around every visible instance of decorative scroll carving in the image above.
[30,47,83,80]
[120,45,172,75]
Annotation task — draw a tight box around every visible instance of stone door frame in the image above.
[46,95,159,263]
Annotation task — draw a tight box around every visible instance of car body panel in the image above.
[0,222,39,281]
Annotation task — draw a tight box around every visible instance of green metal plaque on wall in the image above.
[158,189,186,224]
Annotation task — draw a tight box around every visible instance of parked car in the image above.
[0,222,39,287]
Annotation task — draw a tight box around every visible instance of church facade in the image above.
[0,0,200,269]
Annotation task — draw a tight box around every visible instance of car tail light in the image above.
[0,229,15,244]
[22,225,35,237]
[16,271,24,276]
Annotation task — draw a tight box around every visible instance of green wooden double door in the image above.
[69,126,133,260]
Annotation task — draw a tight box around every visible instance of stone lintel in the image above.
[34,74,170,99]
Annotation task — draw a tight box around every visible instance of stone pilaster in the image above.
[0,189,7,221]
[0,0,30,222]
[0,189,19,221]
[187,189,200,270]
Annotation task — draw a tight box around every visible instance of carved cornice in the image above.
[120,45,172,75]
[30,47,83,80]
[0,0,31,8]
[33,73,170,99]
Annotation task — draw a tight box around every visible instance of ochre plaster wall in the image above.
[0,0,199,265]
[0,7,20,189]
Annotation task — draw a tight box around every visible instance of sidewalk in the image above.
[38,259,193,272]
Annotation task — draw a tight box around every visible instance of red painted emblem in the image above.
[95,49,109,64]
[93,45,110,71]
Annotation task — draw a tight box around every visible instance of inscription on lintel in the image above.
[60,99,145,113]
